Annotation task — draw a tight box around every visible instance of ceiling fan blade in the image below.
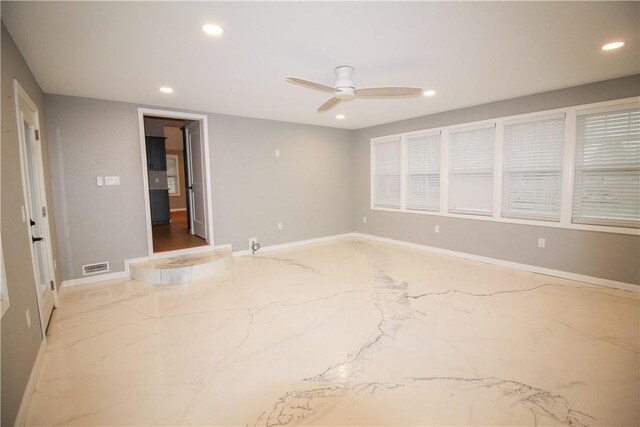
[317,97,341,113]
[286,77,335,94]
[355,87,423,98]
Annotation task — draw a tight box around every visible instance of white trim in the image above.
[371,204,638,234]
[373,97,640,142]
[1,234,9,318]
[170,208,187,212]
[575,100,639,116]
[137,108,215,255]
[370,96,640,236]
[353,233,639,293]
[14,80,60,334]
[503,112,566,126]
[59,233,637,294]
[63,244,233,288]
[448,120,497,133]
[62,270,129,288]
[493,118,504,219]
[165,153,180,196]
[14,340,46,427]
[400,135,407,210]
[232,233,355,257]
[560,108,577,227]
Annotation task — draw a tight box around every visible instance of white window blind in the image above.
[373,137,401,208]
[502,116,565,221]
[573,107,640,227]
[449,126,495,215]
[406,132,440,211]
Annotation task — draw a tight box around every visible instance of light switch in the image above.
[96,176,103,186]
[105,176,120,186]
[275,149,281,158]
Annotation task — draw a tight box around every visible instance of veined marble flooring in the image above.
[27,238,639,426]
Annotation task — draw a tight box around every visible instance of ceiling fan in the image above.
[286,66,423,113]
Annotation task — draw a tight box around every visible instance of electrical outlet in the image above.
[434,225,440,233]
[278,222,283,230]
[96,176,103,186]
[249,237,258,250]
[26,308,31,328]
[275,149,280,158]
[538,238,546,248]
[363,216,367,223]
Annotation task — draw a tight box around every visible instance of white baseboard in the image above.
[63,244,234,288]
[14,340,46,426]
[61,232,637,293]
[62,270,129,288]
[170,208,187,212]
[232,233,355,257]
[354,232,639,293]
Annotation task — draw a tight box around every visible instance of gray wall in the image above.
[353,75,640,285]
[45,95,354,280]
[1,23,61,426]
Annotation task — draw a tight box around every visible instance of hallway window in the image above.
[166,155,180,196]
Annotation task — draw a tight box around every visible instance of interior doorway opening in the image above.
[139,111,213,254]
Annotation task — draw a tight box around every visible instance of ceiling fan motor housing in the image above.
[334,66,355,100]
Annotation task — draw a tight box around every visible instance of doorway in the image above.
[14,80,58,333]
[138,109,214,255]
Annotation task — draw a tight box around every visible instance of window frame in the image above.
[447,123,496,216]
[371,135,402,209]
[501,113,566,222]
[369,96,640,236]
[166,154,180,197]
[1,234,9,318]
[572,102,640,228]
[405,130,441,212]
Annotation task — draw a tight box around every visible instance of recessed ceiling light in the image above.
[601,41,624,51]
[202,24,224,36]
[159,87,174,94]
[423,90,436,97]
[336,114,345,120]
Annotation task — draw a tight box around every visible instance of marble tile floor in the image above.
[26,238,639,426]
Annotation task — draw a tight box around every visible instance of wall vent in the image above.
[82,262,110,276]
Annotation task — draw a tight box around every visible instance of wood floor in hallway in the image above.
[152,210,207,253]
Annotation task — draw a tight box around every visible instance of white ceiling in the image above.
[2,1,638,130]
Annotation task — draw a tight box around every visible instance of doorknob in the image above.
[32,236,44,243]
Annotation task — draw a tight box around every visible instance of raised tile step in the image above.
[130,249,232,285]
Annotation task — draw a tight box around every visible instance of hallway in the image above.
[152,211,206,253]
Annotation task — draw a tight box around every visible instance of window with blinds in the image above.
[573,107,640,227]
[372,137,401,208]
[406,132,440,211]
[502,116,565,221]
[448,126,495,215]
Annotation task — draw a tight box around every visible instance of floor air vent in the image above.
[82,262,110,276]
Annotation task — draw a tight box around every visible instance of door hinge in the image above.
[50,281,55,291]
[35,130,40,140]
[42,206,47,217]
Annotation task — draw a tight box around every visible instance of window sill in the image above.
[370,206,640,236]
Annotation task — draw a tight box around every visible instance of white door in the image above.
[16,84,55,332]
[185,121,207,239]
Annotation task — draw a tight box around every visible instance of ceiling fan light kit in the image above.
[286,66,423,113]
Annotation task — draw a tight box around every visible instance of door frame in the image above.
[137,108,215,256]
[13,80,59,334]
